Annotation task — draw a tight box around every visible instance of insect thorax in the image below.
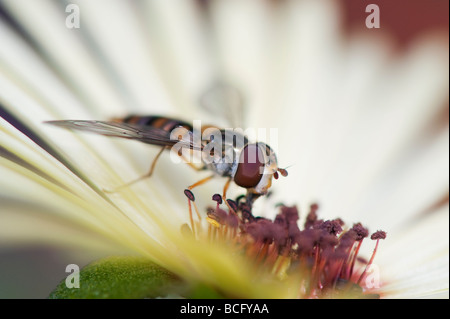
[201,129,248,177]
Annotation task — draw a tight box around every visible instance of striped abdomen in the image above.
[115,115,193,133]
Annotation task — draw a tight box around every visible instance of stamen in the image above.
[226,213,239,229]
[353,223,370,241]
[188,193,386,298]
[304,203,319,229]
[192,200,202,221]
[317,219,343,236]
[212,193,223,204]
[186,198,195,237]
[357,231,387,285]
[371,230,387,240]
[347,223,369,277]
[184,189,195,201]
[226,199,238,213]
[206,216,221,228]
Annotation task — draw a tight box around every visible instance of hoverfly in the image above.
[45,85,288,213]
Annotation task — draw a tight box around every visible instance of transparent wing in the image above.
[44,120,200,150]
[199,82,246,129]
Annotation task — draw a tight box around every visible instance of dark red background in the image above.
[340,0,448,49]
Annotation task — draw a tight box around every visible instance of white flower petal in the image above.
[376,205,449,298]
[139,0,216,116]
[1,0,127,116]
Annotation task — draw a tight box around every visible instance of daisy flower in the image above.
[0,0,448,299]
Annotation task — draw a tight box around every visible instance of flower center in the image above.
[184,192,386,299]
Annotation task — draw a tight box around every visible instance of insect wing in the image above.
[199,82,246,129]
[45,120,200,150]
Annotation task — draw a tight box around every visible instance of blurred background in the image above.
[0,0,448,298]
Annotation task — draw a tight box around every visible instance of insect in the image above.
[45,86,288,235]
[45,115,288,207]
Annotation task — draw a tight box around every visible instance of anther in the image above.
[318,219,343,236]
[352,223,369,241]
[371,230,387,240]
[184,189,195,201]
[212,193,222,204]
[206,216,221,228]
[304,203,319,229]
[226,199,238,212]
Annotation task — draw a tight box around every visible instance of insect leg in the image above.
[187,174,215,191]
[104,146,167,193]
[178,152,206,172]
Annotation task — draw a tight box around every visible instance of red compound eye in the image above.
[234,144,265,188]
